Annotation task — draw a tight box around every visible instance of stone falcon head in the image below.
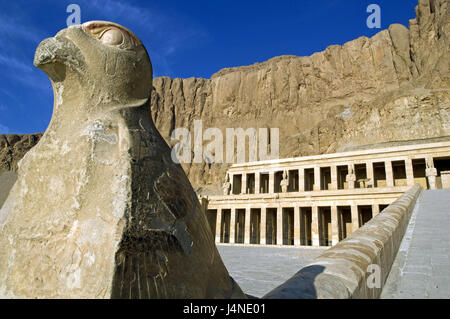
[0,21,245,299]
[34,21,152,109]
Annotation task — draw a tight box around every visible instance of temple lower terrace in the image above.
[204,141,450,248]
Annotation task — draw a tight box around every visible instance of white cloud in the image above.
[0,10,49,90]
[0,124,11,134]
[0,53,49,90]
[0,53,33,73]
[0,13,45,45]
[79,0,208,77]
[83,0,159,30]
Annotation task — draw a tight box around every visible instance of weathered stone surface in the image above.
[1,0,448,195]
[0,21,244,299]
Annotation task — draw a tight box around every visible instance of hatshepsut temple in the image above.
[204,139,450,248]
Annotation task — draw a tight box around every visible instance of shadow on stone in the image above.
[262,265,325,299]
[0,171,17,209]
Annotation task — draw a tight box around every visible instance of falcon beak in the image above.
[34,35,84,81]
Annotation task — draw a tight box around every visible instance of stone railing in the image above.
[263,184,422,299]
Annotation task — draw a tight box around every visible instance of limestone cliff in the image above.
[1,0,449,195]
[150,0,449,193]
[0,134,42,172]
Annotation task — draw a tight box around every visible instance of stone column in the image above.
[346,164,356,189]
[294,207,301,246]
[311,206,319,246]
[351,205,359,234]
[244,208,251,244]
[314,166,321,191]
[331,165,338,190]
[260,207,267,245]
[405,158,415,186]
[425,157,437,190]
[372,204,380,217]
[269,172,275,194]
[215,209,222,243]
[229,208,236,244]
[385,161,394,187]
[241,174,247,194]
[331,206,339,246]
[366,162,374,188]
[229,174,234,194]
[277,208,283,245]
[255,173,260,194]
[298,168,305,192]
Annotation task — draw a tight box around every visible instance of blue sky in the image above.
[0,0,417,134]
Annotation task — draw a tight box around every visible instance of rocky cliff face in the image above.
[0,134,42,172]
[150,0,449,193]
[1,0,449,194]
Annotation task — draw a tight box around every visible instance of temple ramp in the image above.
[381,190,450,298]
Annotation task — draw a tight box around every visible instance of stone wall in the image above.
[263,185,422,299]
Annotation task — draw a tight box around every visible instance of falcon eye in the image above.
[100,29,123,46]
[83,22,141,49]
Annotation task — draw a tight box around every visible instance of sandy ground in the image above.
[0,171,17,208]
